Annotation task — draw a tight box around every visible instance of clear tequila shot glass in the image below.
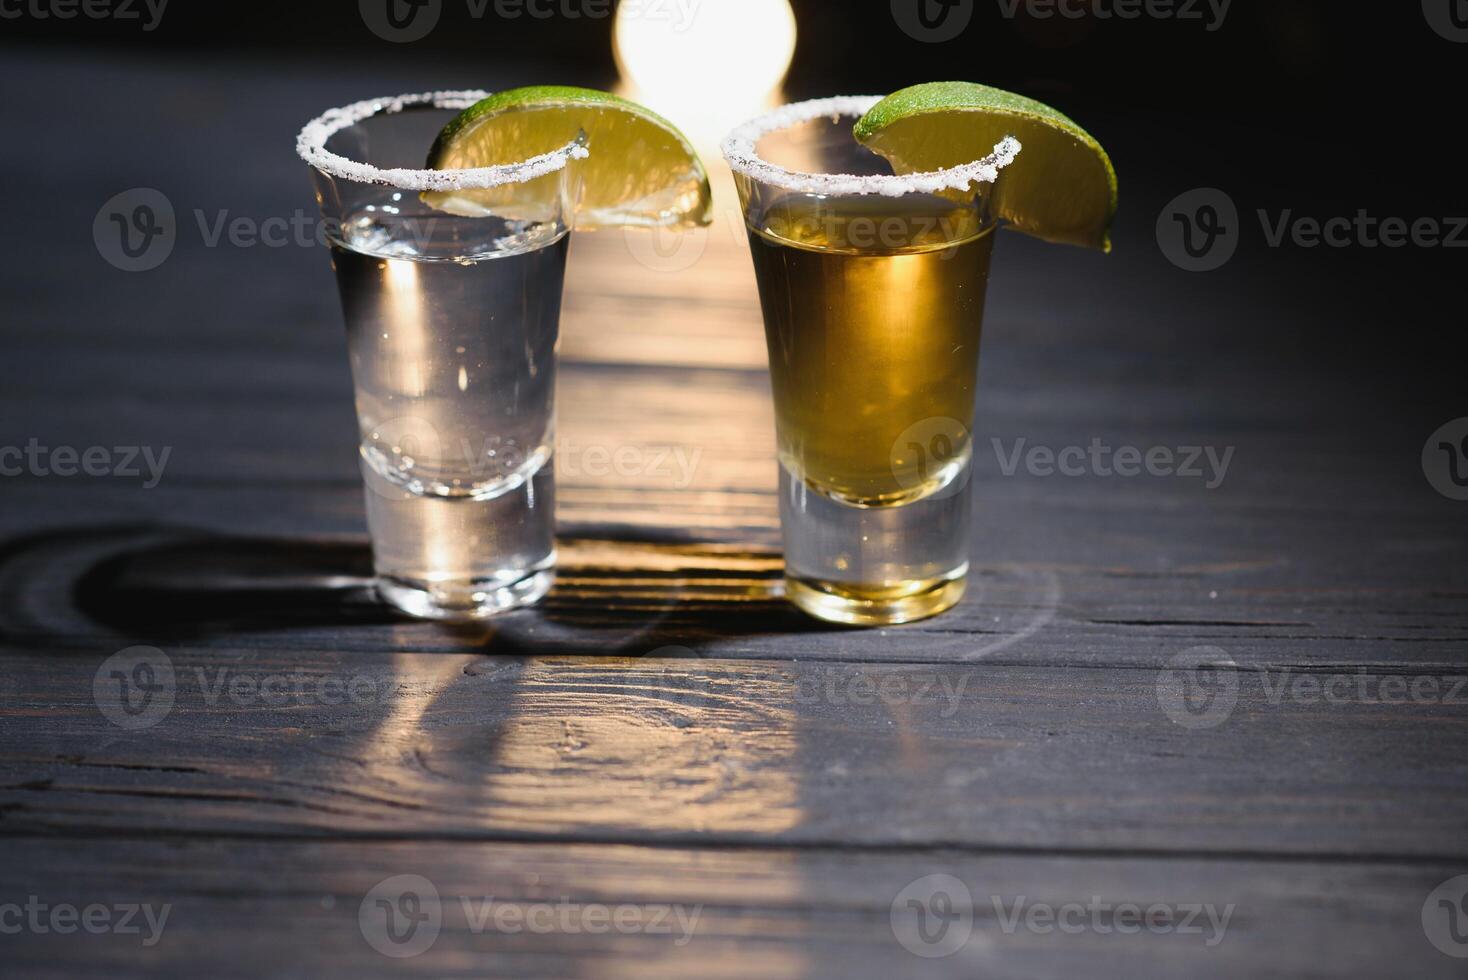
[724,97,1019,626]
[298,92,585,621]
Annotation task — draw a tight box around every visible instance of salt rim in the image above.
[296,90,590,191]
[721,95,1022,197]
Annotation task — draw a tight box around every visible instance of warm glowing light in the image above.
[614,0,797,151]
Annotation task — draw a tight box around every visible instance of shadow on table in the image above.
[0,524,814,651]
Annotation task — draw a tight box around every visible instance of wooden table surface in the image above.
[2,51,1466,978]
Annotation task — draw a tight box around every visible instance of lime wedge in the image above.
[854,82,1117,251]
[423,86,712,229]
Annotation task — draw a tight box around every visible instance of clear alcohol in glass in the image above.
[300,93,582,621]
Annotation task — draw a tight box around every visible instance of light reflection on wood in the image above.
[452,659,805,835]
[561,163,767,371]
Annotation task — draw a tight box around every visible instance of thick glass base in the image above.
[779,462,971,627]
[377,568,554,622]
[361,455,557,623]
[786,570,967,626]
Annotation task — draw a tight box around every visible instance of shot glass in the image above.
[297,92,585,621]
[724,97,1020,626]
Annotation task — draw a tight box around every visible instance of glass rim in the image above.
[296,90,588,191]
[721,95,1021,197]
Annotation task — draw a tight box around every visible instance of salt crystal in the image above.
[721,95,1021,197]
[295,91,589,191]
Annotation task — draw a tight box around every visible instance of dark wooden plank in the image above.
[0,519,1462,670]
[2,46,1466,980]
[3,651,1466,856]
[1,837,1462,978]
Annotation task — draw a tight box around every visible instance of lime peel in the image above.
[424,85,712,229]
[854,81,1118,251]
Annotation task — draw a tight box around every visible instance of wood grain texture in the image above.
[2,838,1461,979]
[2,51,1466,979]
[3,650,1468,858]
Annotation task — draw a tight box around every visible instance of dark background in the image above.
[2,7,1466,975]
[4,0,1462,419]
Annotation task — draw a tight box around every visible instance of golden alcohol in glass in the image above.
[726,96,1011,626]
[749,194,993,506]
